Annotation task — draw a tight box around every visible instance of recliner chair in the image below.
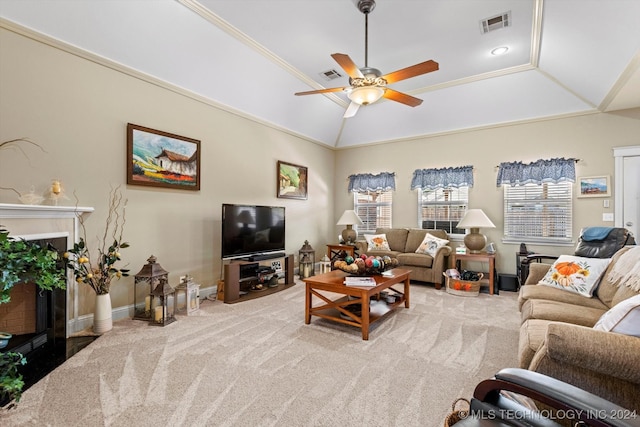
[449,368,640,427]
[519,227,635,285]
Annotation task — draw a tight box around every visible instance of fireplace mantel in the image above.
[0,203,94,218]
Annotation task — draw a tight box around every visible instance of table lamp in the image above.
[336,210,364,244]
[457,209,496,254]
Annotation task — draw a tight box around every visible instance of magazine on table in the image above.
[344,276,377,287]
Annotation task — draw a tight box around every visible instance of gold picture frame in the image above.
[577,175,610,198]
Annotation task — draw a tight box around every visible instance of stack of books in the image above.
[344,277,377,287]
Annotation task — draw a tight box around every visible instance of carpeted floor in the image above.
[1,281,521,427]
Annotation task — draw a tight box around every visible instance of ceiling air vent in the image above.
[319,69,343,81]
[480,11,511,34]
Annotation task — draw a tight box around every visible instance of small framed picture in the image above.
[127,123,201,191]
[577,175,610,198]
[277,161,308,200]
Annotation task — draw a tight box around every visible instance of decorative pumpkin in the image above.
[555,261,582,276]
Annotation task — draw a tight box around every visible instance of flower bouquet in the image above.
[63,188,130,295]
[333,253,399,276]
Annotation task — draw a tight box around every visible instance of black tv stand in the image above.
[248,252,285,261]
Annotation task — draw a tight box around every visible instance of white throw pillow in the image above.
[365,233,390,251]
[415,233,449,257]
[538,255,611,297]
[593,294,640,337]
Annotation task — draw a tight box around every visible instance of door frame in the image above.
[613,145,640,228]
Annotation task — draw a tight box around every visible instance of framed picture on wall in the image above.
[277,161,308,200]
[577,175,610,198]
[127,123,201,191]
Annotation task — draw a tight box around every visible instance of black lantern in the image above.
[299,240,315,278]
[151,278,177,326]
[133,255,169,322]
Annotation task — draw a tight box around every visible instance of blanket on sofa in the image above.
[606,246,640,291]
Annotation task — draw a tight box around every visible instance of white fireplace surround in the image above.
[1,203,94,336]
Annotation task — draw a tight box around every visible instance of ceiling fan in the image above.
[294,0,439,118]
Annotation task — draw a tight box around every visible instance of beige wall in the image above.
[0,28,335,315]
[2,25,640,318]
[335,109,640,275]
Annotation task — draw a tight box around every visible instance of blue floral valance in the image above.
[410,166,474,190]
[496,157,577,187]
[348,172,396,192]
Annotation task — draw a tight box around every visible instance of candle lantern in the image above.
[133,255,169,322]
[320,255,331,274]
[151,278,177,326]
[299,240,315,278]
[176,275,201,315]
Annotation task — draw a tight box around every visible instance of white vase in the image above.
[93,293,113,334]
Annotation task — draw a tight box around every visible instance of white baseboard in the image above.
[67,285,218,335]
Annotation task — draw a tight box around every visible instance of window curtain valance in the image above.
[410,165,474,190]
[348,172,396,192]
[496,157,577,187]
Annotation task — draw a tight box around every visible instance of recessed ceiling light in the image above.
[491,46,509,56]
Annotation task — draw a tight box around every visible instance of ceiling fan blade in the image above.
[383,89,423,107]
[295,86,347,96]
[381,60,439,84]
[343,102,360,118]
[331,53,364,79]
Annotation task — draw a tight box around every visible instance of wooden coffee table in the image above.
[303,268,411,340]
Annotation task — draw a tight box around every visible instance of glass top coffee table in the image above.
[303,268,411,340]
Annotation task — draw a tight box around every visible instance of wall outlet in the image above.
[603,199,610,208]
[602,213,614,222]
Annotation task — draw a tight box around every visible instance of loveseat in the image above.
[518,246,640,411]
[354,227,451,288]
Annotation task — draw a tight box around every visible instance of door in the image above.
[614,146,640,240]
[622,156,640,239]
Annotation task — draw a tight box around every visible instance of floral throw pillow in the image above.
[415,233,449,257]
[593,294,640,337]
[365,233,390,251]
[539,255,611,297]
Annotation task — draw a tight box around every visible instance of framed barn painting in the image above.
[577,175,610,198]
[277,161,308,200]
[127,123,201,191]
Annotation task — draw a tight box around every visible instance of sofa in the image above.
[518,246,640,411]
[355,227,451,287]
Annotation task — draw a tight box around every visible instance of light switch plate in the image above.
[602,213,614,222]
[603,199,610,208]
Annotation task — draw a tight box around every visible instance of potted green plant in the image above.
[0,227,67,407]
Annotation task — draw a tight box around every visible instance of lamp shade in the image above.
[336,210,364,226]
[457,209,496,229]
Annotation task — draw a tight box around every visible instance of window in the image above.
[354,190,392,234]
[418,187,468,236]
[503,182,572,244]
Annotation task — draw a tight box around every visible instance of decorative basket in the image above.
[443,273,482,297]
[333,254,398,276]
[444,398,470,426]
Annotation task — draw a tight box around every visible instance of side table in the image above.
[326,244,358,269]
[452,252,497,295]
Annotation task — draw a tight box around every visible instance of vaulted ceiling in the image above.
[1,0,639,148]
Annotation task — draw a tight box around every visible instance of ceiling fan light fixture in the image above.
[348,86,385,105]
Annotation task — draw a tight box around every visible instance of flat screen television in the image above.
[221,204,286,259]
